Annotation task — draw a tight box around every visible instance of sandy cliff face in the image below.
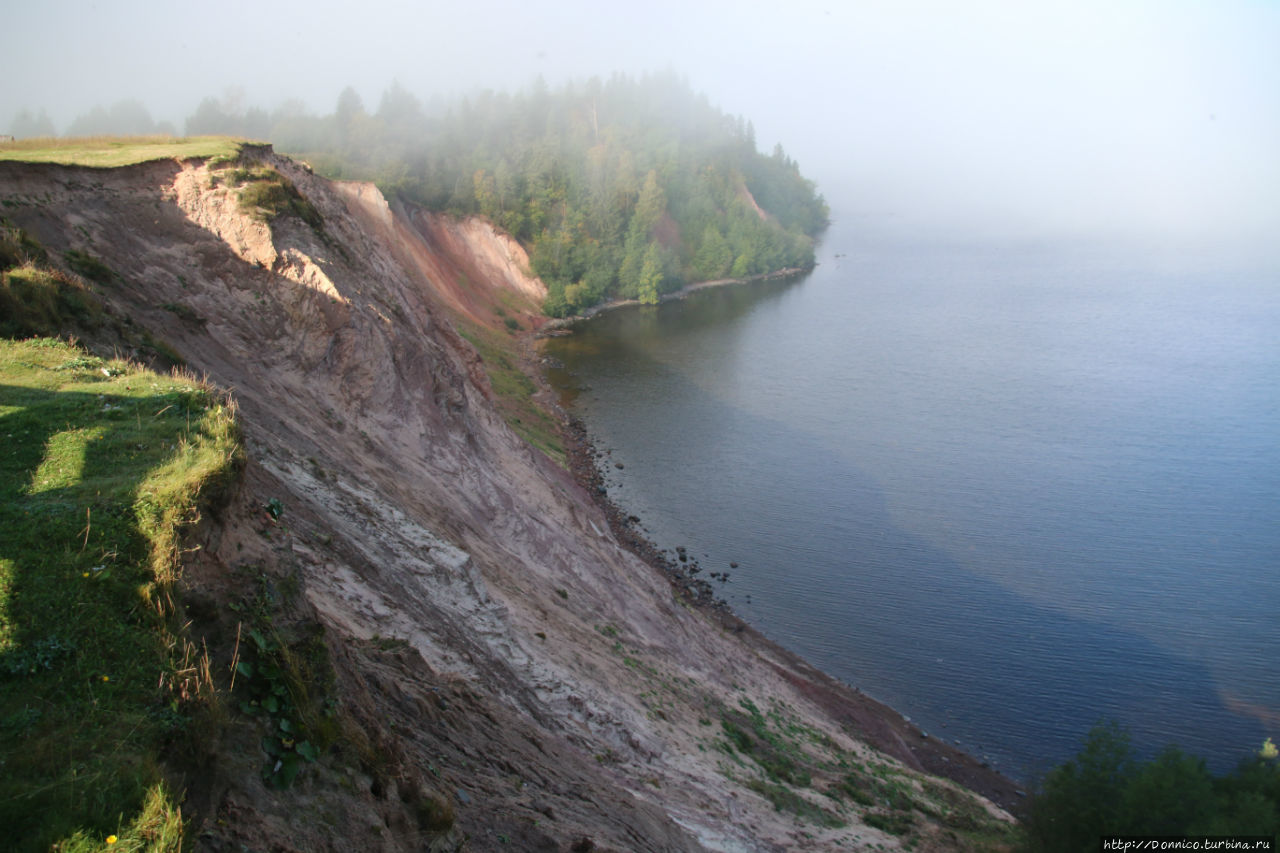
[0,149,1015,851]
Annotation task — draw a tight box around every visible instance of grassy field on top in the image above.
[0,337,241,851]
[0,135,244,167]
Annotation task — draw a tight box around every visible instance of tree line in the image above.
[1023,723,1279,850]
[9,74,828,316]
[266,73,828,315]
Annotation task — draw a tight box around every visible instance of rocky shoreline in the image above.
[562,417,731,610]
[556,403,1030,817]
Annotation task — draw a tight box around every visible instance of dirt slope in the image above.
[0,147,1017,851]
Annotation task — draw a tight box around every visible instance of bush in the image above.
[1119,746,1214,834]
[1023,723,1280,852]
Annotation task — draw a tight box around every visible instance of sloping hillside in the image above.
[0,143,1016,851]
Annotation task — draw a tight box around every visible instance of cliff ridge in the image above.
[0,143,1015,851]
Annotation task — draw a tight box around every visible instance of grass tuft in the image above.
[53,780,185,852]
[210,164,322,230]
[1,263,106,338]
[0,220,48,269]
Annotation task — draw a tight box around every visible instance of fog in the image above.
[8,0,1278,251]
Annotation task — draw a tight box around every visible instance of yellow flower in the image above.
[82,572,89,578]
[1262,738,1278,760]
[101,675,109,682]
[106,836,118,845]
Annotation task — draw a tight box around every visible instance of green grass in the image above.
[0,135,244,168]
[0,337,242,851]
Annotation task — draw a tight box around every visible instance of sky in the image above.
[7,0,1279,250]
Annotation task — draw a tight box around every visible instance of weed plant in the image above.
[231,620,336,789]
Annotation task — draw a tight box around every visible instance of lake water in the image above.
[544,215,1280,781]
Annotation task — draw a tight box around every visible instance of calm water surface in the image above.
[544,216,1280,780]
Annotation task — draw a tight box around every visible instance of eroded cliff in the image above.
[0,145,1017,851]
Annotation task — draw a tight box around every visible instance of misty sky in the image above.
[8,0,1279,248]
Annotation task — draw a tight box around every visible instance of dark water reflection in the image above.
[545,229,1280,780]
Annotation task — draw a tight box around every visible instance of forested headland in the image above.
[177,74,828,316]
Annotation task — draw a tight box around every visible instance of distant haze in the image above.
[8,0,1278,251]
